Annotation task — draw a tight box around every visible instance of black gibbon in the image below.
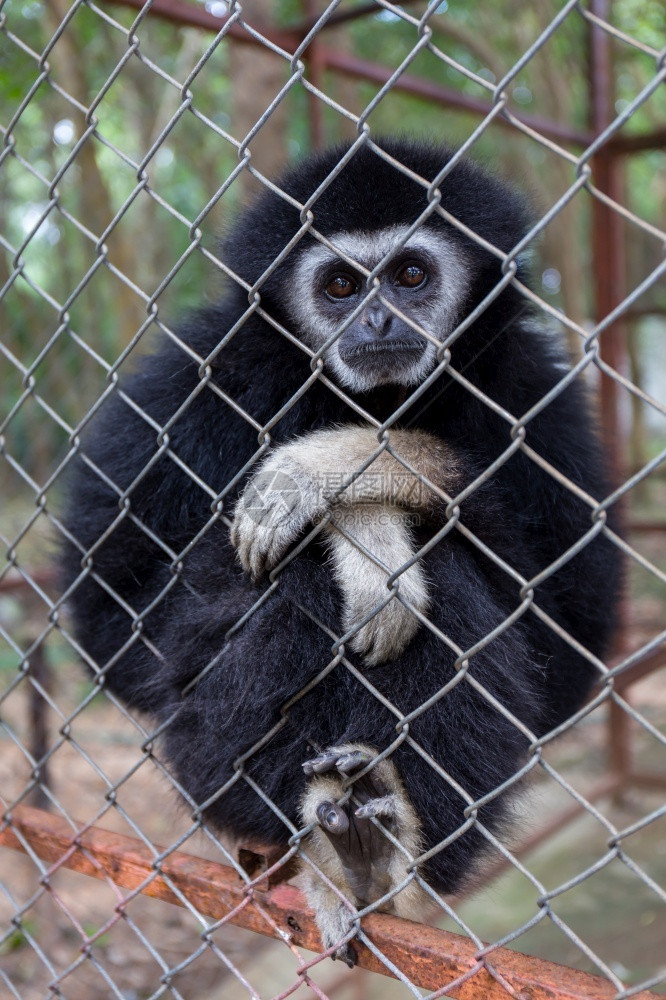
[60,138,621,965]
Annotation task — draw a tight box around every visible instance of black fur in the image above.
[60,139,621,892]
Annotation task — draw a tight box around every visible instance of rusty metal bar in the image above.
[103,0,431,40]
[304,0,326,151]
[610,127,666,153]
[105,0,300,51]
[318,47,594,147]
[628,521,666,531]
[587,0,632,693]
[103,0,592,147]
[589,0,627,479]
[102,0,666,156]
[0,569,55,593]
[296,0,424,33]
[1,806,660,999]
[626,771,666,791]
[27,645,53,810]
[623,306,666,320]
[612,643,666,691]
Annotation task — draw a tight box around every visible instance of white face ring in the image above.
[287,225,469,392]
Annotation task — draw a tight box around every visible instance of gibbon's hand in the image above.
[230,425,452,580]
[230,451,327,580]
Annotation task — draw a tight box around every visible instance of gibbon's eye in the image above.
[325,274,358,299]
[396,262,426,288]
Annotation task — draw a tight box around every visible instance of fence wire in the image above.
[1,1,665,999]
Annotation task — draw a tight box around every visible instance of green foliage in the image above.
[1,0,664,498]
[0,918,37,955]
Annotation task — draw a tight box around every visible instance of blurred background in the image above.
[1,2,665,998]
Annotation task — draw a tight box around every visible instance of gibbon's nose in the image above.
[360,302,394,337]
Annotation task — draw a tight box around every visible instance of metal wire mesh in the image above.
[1,1,665,998]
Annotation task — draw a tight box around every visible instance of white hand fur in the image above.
[230,427,457,663]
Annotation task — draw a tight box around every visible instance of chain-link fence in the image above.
[1,1,665,998]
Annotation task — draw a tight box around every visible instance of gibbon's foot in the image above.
[302,747,372,776]
[308,755,400,903]
[299,744,423,965]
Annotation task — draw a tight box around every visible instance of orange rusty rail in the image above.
[1,806,659,999]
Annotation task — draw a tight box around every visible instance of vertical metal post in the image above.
[589,0,626,482]
[588,0,631,787]
[305,0,326,149]
[28,645,52,810]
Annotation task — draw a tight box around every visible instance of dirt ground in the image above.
[1,499,665,999]
[1,638,664,1000]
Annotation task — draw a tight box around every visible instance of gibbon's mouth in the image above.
[340,340,426,361]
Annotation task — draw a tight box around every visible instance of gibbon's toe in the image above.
[316,801,349,835]
[354,795,397,820]
[302,746,373,777]
[335,941,358,968]
[302,749,343,776]
[335,749,373,774]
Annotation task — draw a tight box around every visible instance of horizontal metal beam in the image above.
[102,2,665,153]
[296,0,423,33]
[610,127,666,152]
[319,48,593,147]
[104,0,300,51]
[1,806,660,998]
